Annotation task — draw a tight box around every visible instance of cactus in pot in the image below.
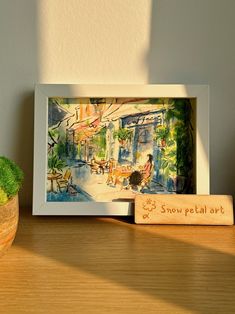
[0,156,23,257]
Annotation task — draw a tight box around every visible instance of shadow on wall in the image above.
[15,93,34,208]
[147,0,211,84]
[147,0,235,198]
[0,1,38,207]
[147,0,175,84]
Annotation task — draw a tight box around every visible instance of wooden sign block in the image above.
[135,195,234,225]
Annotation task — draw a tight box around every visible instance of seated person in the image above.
[141,154,153,188]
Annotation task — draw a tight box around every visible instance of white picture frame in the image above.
[33,84,209,215]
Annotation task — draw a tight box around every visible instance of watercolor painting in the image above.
[47,97,195,202]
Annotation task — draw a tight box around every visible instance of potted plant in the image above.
[0,156,23,257]
[155,125,169,147]
[48,153,65,174]
[113,128,133,146]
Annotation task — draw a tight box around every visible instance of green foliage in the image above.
[49,98,68,106]
[77,143,82,159]
[155,125,169,140]
[155,99,194,192]
[91,127,107,158]
[147,98,174,105]
[48,154,66,174]
[165,99,192,123]
[0,187,8,205]
[166,99,194,177]
[69,144,77,160]
[48,129,60,138]
[159,139,177,176]
[156,127,177,177]
[0,156,24,204]
[113,128,133,141]
[56,141,67,159]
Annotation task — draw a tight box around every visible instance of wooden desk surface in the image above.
[1,208,235,314]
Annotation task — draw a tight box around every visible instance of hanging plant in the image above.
[113,128,133,146]
[155,125,169,147]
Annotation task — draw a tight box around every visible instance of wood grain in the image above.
[1,208,235,313]
[0,195,19,257]
[135,194,234,225]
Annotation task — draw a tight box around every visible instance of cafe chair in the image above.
[106,159,117,185]
[56,168,72,193]
[89,158,101,174]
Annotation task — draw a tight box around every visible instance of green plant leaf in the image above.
[0,156,24,198]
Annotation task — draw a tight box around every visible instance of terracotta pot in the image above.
[119,139,126,147]
[0,195,19,258]
[161,138,166,147]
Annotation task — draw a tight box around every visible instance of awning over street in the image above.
[49,98,167,142]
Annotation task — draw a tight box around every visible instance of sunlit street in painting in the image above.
[47,97,195,202]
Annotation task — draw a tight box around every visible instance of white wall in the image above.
[0,0,235,206]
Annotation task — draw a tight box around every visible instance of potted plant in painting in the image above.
[155,125,169,147]
[0,156,23,257]
[48,153,65,174]
[113,128,133,147]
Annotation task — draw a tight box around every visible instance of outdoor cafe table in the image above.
[94,160,107,174]
[113,167,133,185]
[47,172,62,192]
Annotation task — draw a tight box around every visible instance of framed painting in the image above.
[33,84,209,215]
